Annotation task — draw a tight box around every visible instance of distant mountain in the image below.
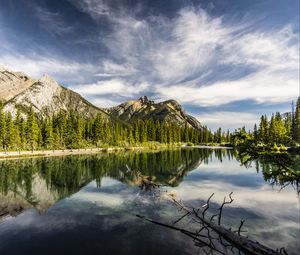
[0,67,110,120]
[106,96,202,130]
[0,66,35,102]
[0,66,202,130]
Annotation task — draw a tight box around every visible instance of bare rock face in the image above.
[0,66,203,129]
[107,96,202,130]
[0,66,36,102]
[1,68,110,120]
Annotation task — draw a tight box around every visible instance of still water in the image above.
[0,148,299,255]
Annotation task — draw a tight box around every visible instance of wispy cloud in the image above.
[156,68,298,107]
[73,79,150,97]
[0,0,299,130]
[195,112,260,131]
[0,54,98,84]
[71,4,299,106]
[33,6,74,36]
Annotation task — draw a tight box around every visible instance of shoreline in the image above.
[0,147,148,160]
[0,145,235,161]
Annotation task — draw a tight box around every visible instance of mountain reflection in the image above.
[0,148,299,218]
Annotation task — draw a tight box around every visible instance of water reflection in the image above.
[0,149,299,216]
[0,148,299,255]
[0,149,208,215]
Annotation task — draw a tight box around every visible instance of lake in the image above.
[0,148,299,255]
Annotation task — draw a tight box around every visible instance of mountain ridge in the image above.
[106,96,202,130]
[1,67,111,120]
[0,66,202,130]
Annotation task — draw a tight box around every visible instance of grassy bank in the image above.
[0,142,183,160]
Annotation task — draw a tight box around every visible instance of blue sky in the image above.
[0,0,299,130]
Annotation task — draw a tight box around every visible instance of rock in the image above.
[106,96,202,130]
[0,68,111,120]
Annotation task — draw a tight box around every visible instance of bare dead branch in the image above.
[218,192,234,225]
[202,193,214,219]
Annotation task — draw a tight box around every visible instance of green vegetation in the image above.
[0,102,225,151]
[1,97,299,152]
[231,97,300,152]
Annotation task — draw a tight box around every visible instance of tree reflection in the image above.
[1,148,299,217]
[236,150,300,194]
[0,149,214,215]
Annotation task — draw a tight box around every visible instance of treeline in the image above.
[231,97,300,149]
[0,101,225,151]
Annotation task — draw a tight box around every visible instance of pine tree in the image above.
[274,112,286,145]
[184,122,189,142]
[0,102,6,149]
[44,117,54,149]
[269,114,276,145]
[141,121,147,143]
[26,107,39,151]
[253,124,258,144]
[295,97,300,143]
[128,130,135,145]
[259,115,269,144]
[284,113,292,144]
[13,110,22,149]
[93,114,103,146]
[5,113,13,149]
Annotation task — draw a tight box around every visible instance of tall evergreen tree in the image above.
[295,97,300,143]
[0,102,6,149]
[26,107,39,150]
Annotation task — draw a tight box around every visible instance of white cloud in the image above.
[156,68,298,107]
[67,0,110,19]
[72,79,150,97]
[89,97,122,108]
[0,54,98,84]
[95,60,136,77]
[0,2,299,130]
[153,8,230,83]
[195,111,260,131]
[92,7,299,107]
[33,6,74,36]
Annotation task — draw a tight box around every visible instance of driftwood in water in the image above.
[137,192,287,255]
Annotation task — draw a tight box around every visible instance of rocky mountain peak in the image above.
[107,96,202,130]
[1,68,111,120]
[39,74,59,87]
[0,64,9,72]
[0,66,36,102]
[138,96,153,104]
[138,96,149,104]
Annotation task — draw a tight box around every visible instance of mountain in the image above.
[0,65,35,102]
[0,66,202,130]
[106,96,202,130]
[0,67,110,120]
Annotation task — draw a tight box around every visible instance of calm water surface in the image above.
[0,148,299,255]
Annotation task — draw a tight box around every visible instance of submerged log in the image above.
[137,192,287,255]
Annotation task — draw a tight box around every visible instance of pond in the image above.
[0,148,299,255]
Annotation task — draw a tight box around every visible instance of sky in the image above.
[0,0,299,131]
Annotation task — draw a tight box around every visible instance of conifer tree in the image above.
[5,113,13,149]
[26,107,39,150]
[295,97,300,143]
[93,113,103,146]
[0,102,6,149]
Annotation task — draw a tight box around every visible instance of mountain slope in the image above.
[0,67,202,130]
[0,65,35,102]
[106,96,202,129]
[1,68,110,120]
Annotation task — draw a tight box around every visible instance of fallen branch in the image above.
[137,192,287,255]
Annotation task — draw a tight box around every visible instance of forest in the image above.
[232,97,300,151]
[0,101,217,150]
[0,97,299,151]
